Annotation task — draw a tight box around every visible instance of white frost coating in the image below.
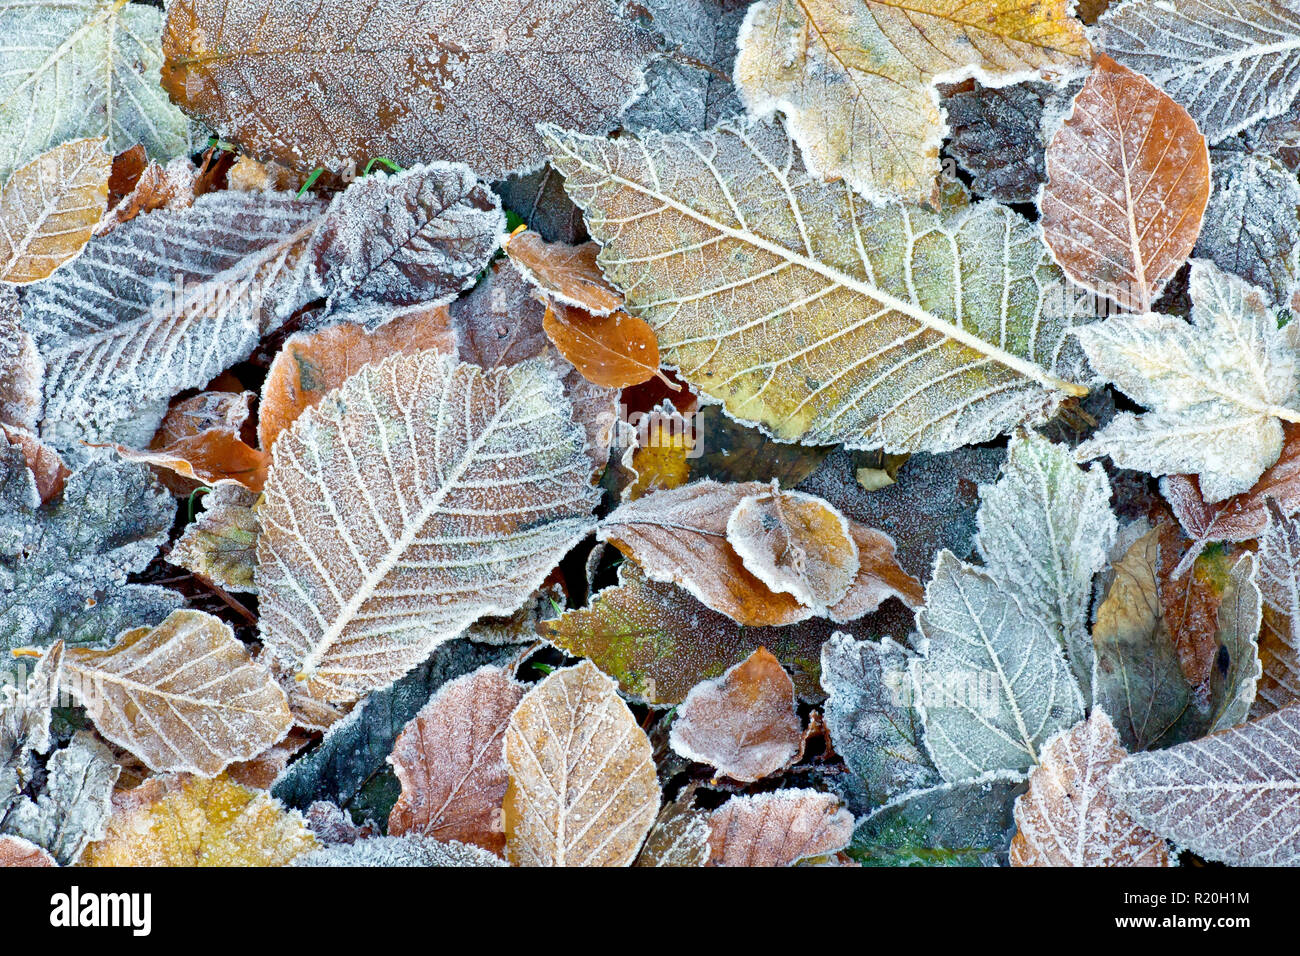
[911,551,1084,782]
[1097,0,1300,144]
[975,431,1117,697]
[24,189,325,448]
[293,834,506,867]
[1208,553,1263,733]
[1255,503,1300,715]
[256,352,600,702]
[1076,260,1300,503]
[1108,702,1300,865]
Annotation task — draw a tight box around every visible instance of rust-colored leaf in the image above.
[0,835,56,867]
[1,424,67,503]
[542,301,664,389]
[504,229,622,315]
[707,790,852,867]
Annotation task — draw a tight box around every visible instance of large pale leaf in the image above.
[0,138,109,283]
[912,551,1084,781]
[63,609,292,777]
[0,0,192,180]
[545,120,1092,453]
[503,660,660,867]
[256,352,598,702]
[707,789,852,866]
[733,0,1089,201]
[1077,260,1300,503]
[161,0,656,180]
[1097,0,1300,144]
[1108,702,1300,865]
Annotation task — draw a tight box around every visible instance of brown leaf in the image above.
[0,835,56,867]
[707,790,852,867]
[1254,501,1300,716]
[542,301,664,389]
[388,666,527,856]
[170,480,261,594]
[504,229,622,315]
[1,424,67,503]
[96,155,196,237]
[1041,55,1210,312]
[633,800,711,868]
[669,647,803,782]
[1157,521,1232,689]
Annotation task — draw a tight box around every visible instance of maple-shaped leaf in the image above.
[0,0,193,181]
[1108,702,1300,865]
[733,0,1089,201]
[169,480,260,594]
[0,834,55,867]
[258,306,457,453]
[1009,711,1168,867]
[634,800,712,867]
[25,189,323,448]
[503,230,622,316]
[1195,151,1300,308]
[160,0,656,181]
[821,633,940,808]
[257,352,598,702]
[542,301,665,389]
[913,551,1084,781]
[503,660,660,867]
[975,431,1116,695]
[942,80,1051,204]
[63,610,291,777]
[82,774,317,866]
[0,138,109,283]
[1041,56,1210,313]
[304,164,503,329]
[294,834,506,867]
[0,452,181,652]
[1077,260,1300,503]
[1255,502,1300,716]
[707,789,852,866]
[387,666,526,856]
[668,647,803,782]
[545,120,1093,453]
[1097,0,1300,144]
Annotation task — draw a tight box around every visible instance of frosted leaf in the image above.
[306,164,503,329]
[1091,527,1193,752]
[256,352,598,703]
[0,452,179,652]
[1009,711,1168,867]
[1,425,67,504]
[1255,502,1300,715]
[25,190,324,448]
[169,480,260,593]
[63,610,292,777]
[293,834,505,867]
[0,643,63,821]
[1208,554,1263,733]
[503,661,660,867]
[0,834,55,867]
[1,731,119,865]
[96,154,197,237]
[0,138,109,283]
[503,230,623,317]
[690,403,834,488]
[820,633,940,808]
[160,0,657,181]
[387,666,526,856]
[1108,702,1300,866]
[494,166,587,245]
[542,300,666,389]
[0,288,41,431]
[707,789,852,866]
[1097,0,1300,144]
[975,431,1116,696]
[634,801,711,867]
[668,647,803,782]
[1245,106,1300,172]
[1041,56,1210,314]
[847,774,1022,866]
[81,774,317,866]
[942,80,1050,204]
[1076,261,1300,503]
[733,0,1090,201]
[0,0,193,181]
[1194,151,1300,308]
[545,120,1094,453]
[912,551,1084,781]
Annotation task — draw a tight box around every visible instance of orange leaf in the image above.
[542,301,666,389]
[503,229,623,315]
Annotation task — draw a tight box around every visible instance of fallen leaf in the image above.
[504,230,622,315]
[942,80,1051,204]
[1,424,68,503]
[0,835,55,867]
[633,800,712,867]
[293,834,505,867]
[707,789,852,867]
[1255,502,1300,716]
[169,480,260,593]
[542,301,665,388]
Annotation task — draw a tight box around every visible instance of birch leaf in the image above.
[503,660,660,867]
[256,352,598,702]
[81,774,317,866]
[1076,260,1300,503]
[1009,711,1168,867]
[170,481,260,593]
[545,120,1093,453]
[0,138,109,284]
[1208,554,1263,733]
[1108,702,1300,866]
[387,666,527,855]
[1041,56,1210,313]
[25,190,323,448]
[503,230,622,316]
[63,610,292,777]
[669,647,803,782]
[294,834,505,867]
[1097,0,1300,144]
[733,0,1090,201]
[0,0,193,181]
[160,0,656,180]
[975,431,1116,695]
[1255,502,1300,716]
[707,789,852,867]
[542,301,664,389]
[912,551,1084,781]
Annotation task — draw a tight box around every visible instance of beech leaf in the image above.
[706,789,852,867]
